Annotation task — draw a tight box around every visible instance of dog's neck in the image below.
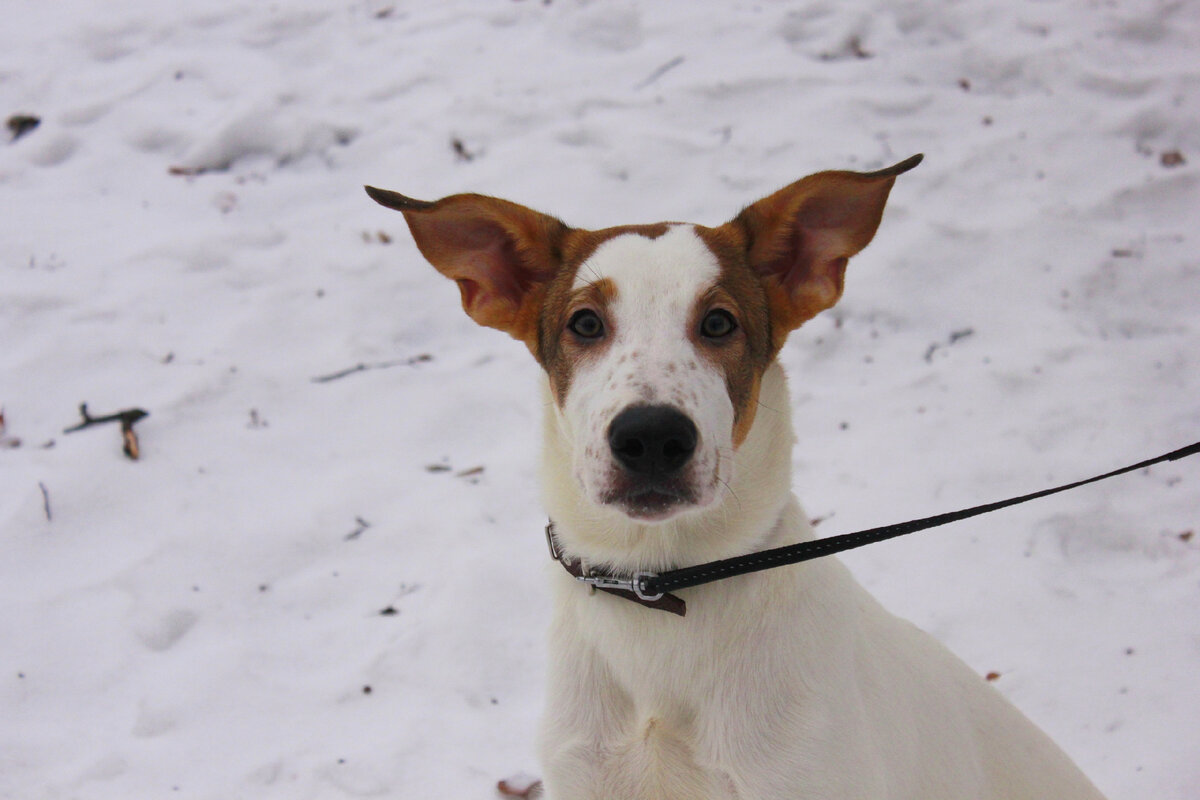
[540,362,807,574]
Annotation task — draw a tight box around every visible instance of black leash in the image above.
[552,441,1200,615]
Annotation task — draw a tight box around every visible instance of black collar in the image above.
[543,440,1199,617]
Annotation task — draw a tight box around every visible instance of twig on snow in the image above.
[634,56,685,90]
[0,407,20,448]
[311,353,432,383]
[344,516,371,541]
[451,137,477,162]
[923,328,975,363]
[63,403,149,460]
[38,482,51,522]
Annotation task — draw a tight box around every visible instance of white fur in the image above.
[535,236,1107,798]
[563,226,732,525]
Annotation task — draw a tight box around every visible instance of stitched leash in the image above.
[549,440,1200,616]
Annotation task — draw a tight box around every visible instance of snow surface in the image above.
[2,1,1198,798]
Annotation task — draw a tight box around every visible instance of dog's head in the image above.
[368,156,918,526]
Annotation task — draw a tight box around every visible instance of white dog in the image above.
[367,156,1106,799]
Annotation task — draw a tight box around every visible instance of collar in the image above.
[545,522,687,616]
[539,442,1200,616]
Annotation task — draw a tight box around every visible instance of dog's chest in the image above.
[567,596,750,798]
[595,714,739,800]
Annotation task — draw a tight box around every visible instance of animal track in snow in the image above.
[136,608,198,652]
[554,4,643,53]
[28,135,79,168]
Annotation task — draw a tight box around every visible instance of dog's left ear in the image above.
[731,154,922,348]
[365,185,569,347]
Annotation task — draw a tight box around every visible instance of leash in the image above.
[548,440,1200,616]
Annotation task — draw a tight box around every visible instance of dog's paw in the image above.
[497,772,543,798]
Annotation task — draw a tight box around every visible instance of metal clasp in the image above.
[547,521,664,603]
[574,570,663,602]
[575,573,634,593]
[633,571,664,602]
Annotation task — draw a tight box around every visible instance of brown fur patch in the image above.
[692,225,773,446]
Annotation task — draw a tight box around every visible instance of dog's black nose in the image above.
[608,405,698,476]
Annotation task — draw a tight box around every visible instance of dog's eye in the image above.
[568,309,605,339]
[700,309,737,339]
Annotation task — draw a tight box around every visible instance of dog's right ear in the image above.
[365,186,569,345]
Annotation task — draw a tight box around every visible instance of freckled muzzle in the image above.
[604,404,700,519]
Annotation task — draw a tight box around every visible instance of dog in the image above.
[366,156,1107,799]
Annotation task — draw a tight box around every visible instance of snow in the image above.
[1,1,1197,798]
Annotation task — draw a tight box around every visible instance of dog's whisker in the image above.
[755,398,782,416]
[717,475,740,510]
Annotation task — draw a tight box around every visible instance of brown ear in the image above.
[732,154,922,348]
[365,186,569,344]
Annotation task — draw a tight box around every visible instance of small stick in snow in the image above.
[63,404,149,461]
[39,482,51,522]
[344,516,371,541]
[310,353,432,383]
[923,327,975,363]
[634,55,685,90]
[0,408,20,448]
[168,164,210,177]
[451,137,476,162]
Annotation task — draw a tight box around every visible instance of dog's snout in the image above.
[608,405,698,477]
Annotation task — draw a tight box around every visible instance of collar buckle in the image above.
[545,520,678,613]
[573,571,662,602]
[545,521,562,562]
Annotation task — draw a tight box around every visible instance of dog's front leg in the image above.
[538,604,735,800]
[538,620,635,800]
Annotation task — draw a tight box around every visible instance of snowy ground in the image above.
[2,1,1198,798]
